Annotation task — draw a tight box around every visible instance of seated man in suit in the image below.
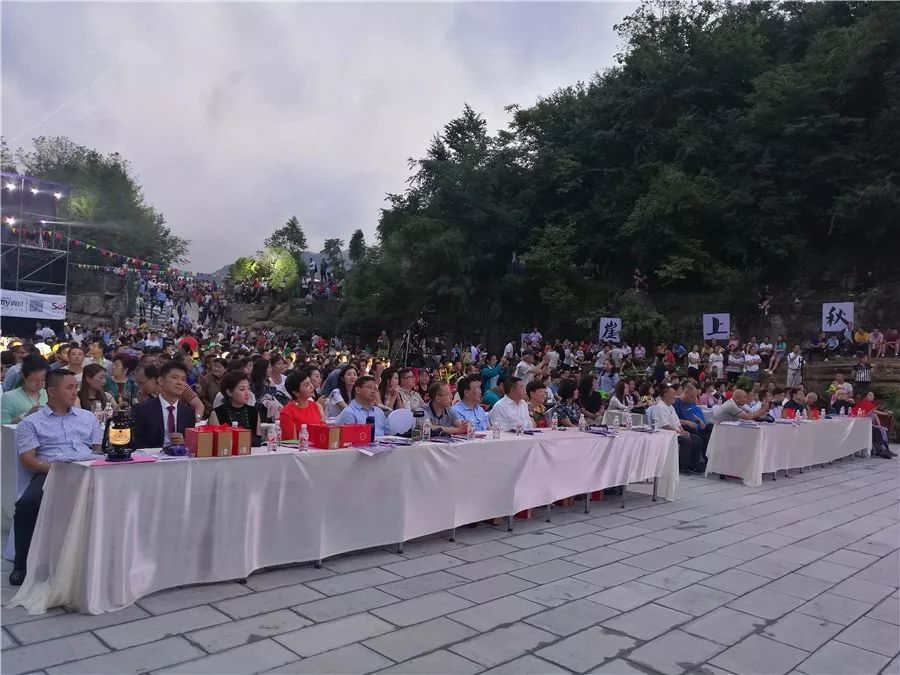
[133,361,195,448]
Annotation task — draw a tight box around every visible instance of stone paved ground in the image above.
[2,453,899,675]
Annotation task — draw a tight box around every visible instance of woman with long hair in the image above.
[324,365,357,418]
[578,374,604,424]
[378,368,402,413]
[608,379,628,411]
[416,369,432,403]
[76,363,114,411]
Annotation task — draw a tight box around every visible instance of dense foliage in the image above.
[342,1,900,344]
[3,136,190,267]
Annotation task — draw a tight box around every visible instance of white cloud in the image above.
[2,2,633,271]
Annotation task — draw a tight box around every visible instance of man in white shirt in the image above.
[650,384,703,474]
[503,341,515,360]
[514,352,536,380]
[547,348,560,370]
[610,345,623,368]
[488,377,534,431]
[743,345,762,381]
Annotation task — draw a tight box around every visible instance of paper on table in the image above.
[357,445,393,457]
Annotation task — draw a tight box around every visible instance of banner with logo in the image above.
[702,313,730,340]
[821,302,854,332]
[0,289,66,320]
[598,317,622,343]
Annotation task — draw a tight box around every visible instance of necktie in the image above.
[167,405,176,434]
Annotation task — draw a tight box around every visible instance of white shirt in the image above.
[610,347,623,366]
[547,351,560,369]
[709,353,724,374]
[688,352,701,368]
[787,352,802,371]
[39,326,55,339]
[744,354,761,372]
[514,361,533,380]
[488,396,534,431]
[759,342,773,354]
[503,342,514,359]
[159,394,180,433]
[650,400,681,431]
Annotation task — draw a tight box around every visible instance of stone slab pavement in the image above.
[2,451,898,675]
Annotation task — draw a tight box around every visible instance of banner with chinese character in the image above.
[822,302,854,332]
[0,289,67,320]
[598,317,622,343]
[702,313,730,340]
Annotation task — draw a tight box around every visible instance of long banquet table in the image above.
[705,417,872,487]
[9,428,679,615]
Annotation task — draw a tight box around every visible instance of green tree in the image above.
[263,247,300,291]
[14,136,189,266]
[322,238,346,281]
[348,229,366,263]
[229,256,257,283]
[264,215,308,256]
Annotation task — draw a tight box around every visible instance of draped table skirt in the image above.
[706,418,872,488]
[9,429,678,615]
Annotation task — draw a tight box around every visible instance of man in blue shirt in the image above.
[452,375,490,431]
[11,369,102,585]
[673,383,712,458]
[335,375,389,437]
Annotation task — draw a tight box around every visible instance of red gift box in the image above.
[231,427,252,455]
[340,424,372,447]
[308,424,347,449]
[186,425,232,458]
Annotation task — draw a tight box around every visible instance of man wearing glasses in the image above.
[335,375,389,436]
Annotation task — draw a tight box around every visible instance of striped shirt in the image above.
[16,405,103,465]
[853,363,872,383]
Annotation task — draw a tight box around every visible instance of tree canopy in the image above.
[5,136,190,266]
[342,1,900,344]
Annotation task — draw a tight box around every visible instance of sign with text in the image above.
[598,317,622,343]
[0,289,66,320]
[702,313,730,340]
[822,302,854,332]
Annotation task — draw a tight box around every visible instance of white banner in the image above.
[598,317,622,343]
[822,302,854,332]
[702,313,730,340]
[0,289,66,320]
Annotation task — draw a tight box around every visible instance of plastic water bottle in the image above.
[266,425,276,452]
[103,401,114,424]
[578,414,587,432]
[298,424,309,451]
[422,418,432,441]
[515,421,524,436]
[651,415,658,432]
[274,420,282,446]
[492,421,501,440]
[465,420,475,440]
[625,413,633,430]
[550,411,558,431]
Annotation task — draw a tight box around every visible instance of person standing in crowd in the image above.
[852,355,873,396]
[488,377,534,431]
[743,345,762,382]
[10,369,102,585]
[726,346,744,384]
[452,374,489,431]
[786,344,804,388]
[708,345,724,381]
[480,354,503,395]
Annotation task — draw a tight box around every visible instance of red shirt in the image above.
[279,400,323,439]
[179,336,198,353]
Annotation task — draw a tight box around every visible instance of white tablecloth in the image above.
[9,429,678,615]
[706,418,872,487]
[2,424,18,528]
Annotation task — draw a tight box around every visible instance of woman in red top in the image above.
[279,368,324,440]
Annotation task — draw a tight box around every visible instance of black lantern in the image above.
[103,408,134,462]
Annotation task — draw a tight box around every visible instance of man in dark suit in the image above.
[133,361,195,448]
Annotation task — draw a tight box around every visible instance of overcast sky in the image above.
[2,2,634,272]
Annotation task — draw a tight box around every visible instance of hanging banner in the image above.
[822,302,854,332]
[598,317,622,343]
[0,289,67,320]
[702,313,730,340]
